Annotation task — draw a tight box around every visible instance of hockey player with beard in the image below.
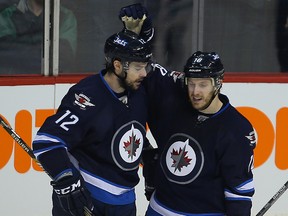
[120,3,256,216]
[32,7,154,215]
[144,52,256,216]
[119,4,256,216]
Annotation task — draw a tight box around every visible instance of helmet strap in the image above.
[112,61,129,80]
[112,61,130,89]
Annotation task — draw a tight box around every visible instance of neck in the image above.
[104,71,125,93]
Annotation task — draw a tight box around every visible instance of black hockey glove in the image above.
[119,3,154,42]
[51,172,94,216]
[144,183,155,201]
[142,147,159,201]
[119,3,147,20]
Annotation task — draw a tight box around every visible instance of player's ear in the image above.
[113,60,122,73]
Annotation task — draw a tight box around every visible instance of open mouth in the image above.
[192,96,202,103]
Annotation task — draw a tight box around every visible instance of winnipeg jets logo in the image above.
[197,115,209,123]
[166,139,196,176]
[210,53,220,60]
[161,133,204,184]
[169,71,184,83]
[74,93,95,109]
[119,95,128,106]
[245,130,256,147]
[123,126,141,160]
[111,121,146,171]
[171,144,192,172]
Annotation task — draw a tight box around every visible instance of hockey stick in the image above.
[256,180,288,216]
[0,115,95,216]
[0,115,38,161]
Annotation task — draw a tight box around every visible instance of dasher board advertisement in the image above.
[0,83,288,216]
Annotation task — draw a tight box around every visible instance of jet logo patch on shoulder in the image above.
[245,130,256,147]
[74,93,95,110]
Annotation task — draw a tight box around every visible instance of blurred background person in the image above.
[64,0,137,73]
[203,0,280,72]
[139,0,193,71]
[0,0,77,74]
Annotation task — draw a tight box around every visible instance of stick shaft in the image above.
[0,115,36,159]
[0,115,95,216]
[256,181,288,216]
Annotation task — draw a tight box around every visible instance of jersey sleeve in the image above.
[32,85,93,180]
[145,63,186,113]
[144,63,187,152]
[219,118,256,215]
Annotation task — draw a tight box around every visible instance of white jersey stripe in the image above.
[236,179,254,192]
[81,170,133,196]
[224,190,252,201]
[33,134,61,143]
[149,193,186,216]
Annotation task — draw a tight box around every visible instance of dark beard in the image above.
[120,78,137,91]
[117,69,137,91]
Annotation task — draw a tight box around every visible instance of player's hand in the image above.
[144,184,155,201]
[51,172,94,216]
[119,3,153,42]
[119,3,147,20]
[142,147,159,201]
[119,3,147,34]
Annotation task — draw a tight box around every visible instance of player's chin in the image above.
[190,99,203,110]
[132,81,142,90]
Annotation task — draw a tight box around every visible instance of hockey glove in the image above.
[144,183,155,201]
[142,148,159,201]
[51,172,94,216]
[119,3,154,42]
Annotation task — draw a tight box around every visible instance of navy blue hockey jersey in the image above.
[32,70,148,205]
[145,64,256,215]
